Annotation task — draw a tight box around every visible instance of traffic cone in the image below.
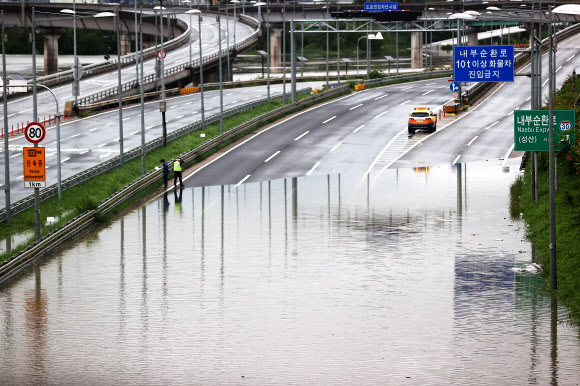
[11,125,14,136]
[1,128,3,139]
[17,123,19,135]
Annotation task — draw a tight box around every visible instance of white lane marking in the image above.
[452,155,461,164]
[374,111,389,119]
[61,157,70,163]
[264,151,280,162]
[244,97,250,100]
[353,125,365,133]
[170,105,178,109]
[542,78,549,86]
[509,109,516,115]
[207,107,213,110]
[98,143,107,147]
[501,143,515,167]
[401,100,411,105]
[526,96,531,102]
[71,134,80,138]
[7,113,16,118]
[235,174,251,187]
[227,93,233,96]
[467,136,478,146]
[567,54,575,62]
[364,128,407,177]
[422,90,435,95]
[106,123,114,126]
[374,94,388,100]
[294,131,309,141]
[330,141,343,152]
[123,117,130,121]
[306,161,320,176]
[400,86,414,90]
[99,153,111,159]
[185,101,192,105]
[11,153,20,158]
[131,131,139,135]
[176,115,184,119]
[485,121,500,130]
[89,128,98,132]
[232,101,238,104]
[426,83,437,86]
[350,104,363,111]
[146,125,155,130]
[556,66,562,73]
[17,175,24,180]
[323,116,336,123]
[79,150,88,155]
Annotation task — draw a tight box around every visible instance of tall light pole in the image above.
[60,6,79,108]
[139,8,146,176]
[254,2,268,102]
[282,4,286,105]
[155,3,168,147]
[116,5,124,166]
[186,9,204,130]
[548,5,556,292]
[218,11,224,133]
[2,10,11,224]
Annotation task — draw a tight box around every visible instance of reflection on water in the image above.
[1,162,579,384]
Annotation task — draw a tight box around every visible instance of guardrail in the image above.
[0,86,311,224]
[0,85,349,285]
[21,17,191,90]
[75,14,261,108]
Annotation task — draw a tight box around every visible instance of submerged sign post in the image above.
[364,2,398,11]
[453,45,514,82]
[514,110,575,151]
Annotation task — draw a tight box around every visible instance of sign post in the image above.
[514,110,575,151]
[24,121,46,240]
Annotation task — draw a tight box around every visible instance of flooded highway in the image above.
[1,161,580,384]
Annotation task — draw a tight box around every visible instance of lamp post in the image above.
[2,10,11,224]
[218,11,224,133]
[258,50,267,77]
[186,9,205,130]
[254,2,269,102]
[116,6,124,166]
[60,6,79,108]
[154,3,168,147]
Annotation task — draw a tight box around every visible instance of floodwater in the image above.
[1,161,580,384]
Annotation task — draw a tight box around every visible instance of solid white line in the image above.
[364,128,407,177]
[374,94,388,100]
[467,136,478,146]
[401,100,411,105]
[502,143,515,166]
[567,54,576,62]
[294,131,309,141]
[350,104,363,110]
[79,150,88,155]
[453,155,461,164]
[330,141,343,152]
[11,153,20,158]
[146,125,155,130]
[422,90,434,95]
[526,96,531,102]
[323,116,336,123]
[7,113,15,118]
[89,128,98,132]
[556,66,562,73]
[71,134,80,138]
[509,109,516,115]
[264,151,280,162]
[306,161,320,176]
[353,125,365,133]
[485,121,500,130]
[61,157,70,163]
[235,174,251,187]
[374,111,389,119]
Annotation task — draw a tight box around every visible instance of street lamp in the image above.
[254,2,269,102]
[153,4,168,146]
[186,9,206,131]
[357,33,382,77]
[60,5,79,108]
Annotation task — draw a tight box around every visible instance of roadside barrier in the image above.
[0,85,348,285]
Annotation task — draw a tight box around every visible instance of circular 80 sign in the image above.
[24,122,46,144]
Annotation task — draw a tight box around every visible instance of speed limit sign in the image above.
[24,122,46,144]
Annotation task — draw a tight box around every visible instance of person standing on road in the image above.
[160,159,169,189]
[173,157,184,188]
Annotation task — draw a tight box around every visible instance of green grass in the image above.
[0,91,343,265]
[510,73,580,324]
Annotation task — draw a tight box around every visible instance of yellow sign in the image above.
[23,147,46,188]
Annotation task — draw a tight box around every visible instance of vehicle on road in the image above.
[408,106,437,134]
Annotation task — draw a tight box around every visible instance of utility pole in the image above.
[291,19,296,103]
[32,8,40,240]
[2,11,11,224]
[160,0,167,146]
[116,6,124,166]
[139,8,146,176]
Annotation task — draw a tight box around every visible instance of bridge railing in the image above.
[75,14,261,108]
[23,18,191,89]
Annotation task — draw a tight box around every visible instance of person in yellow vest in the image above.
[173,157,184,188]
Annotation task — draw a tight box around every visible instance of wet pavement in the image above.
[1,161,580,384]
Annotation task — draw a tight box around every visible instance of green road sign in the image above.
[514,110,575,151]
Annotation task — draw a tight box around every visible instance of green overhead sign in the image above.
[514,110,575,152]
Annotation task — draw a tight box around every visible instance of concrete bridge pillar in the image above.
[270,26,283,69]
[411,31,423,69]
[120,33,132,56]
[467,27,479,46]
[38,27,66,75]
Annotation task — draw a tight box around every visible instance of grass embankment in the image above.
[0,91,343,264]
[510,74,580,323]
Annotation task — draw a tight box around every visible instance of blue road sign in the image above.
[450,82,461,93]
[453,45,514,82]
[364,2,398,11]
